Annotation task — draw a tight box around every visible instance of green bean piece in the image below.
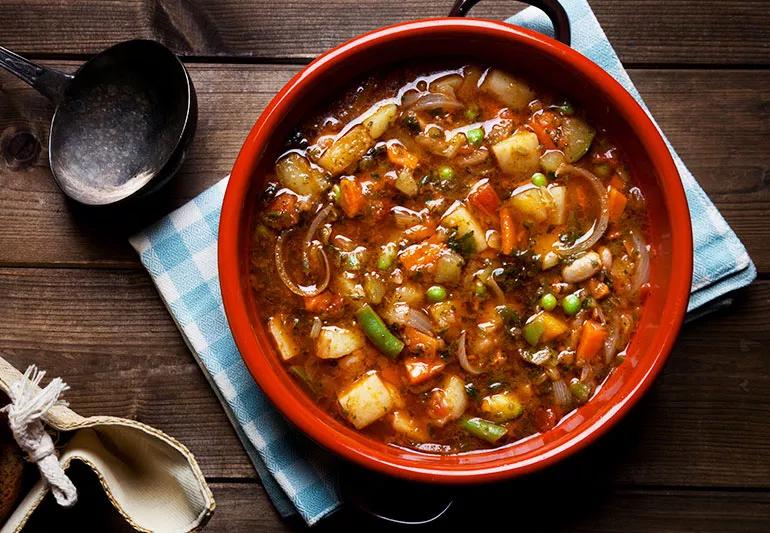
[376,242,398,270]
[562,293,581,315]
[459,416,508,444]
[540,293,557,311]
[355,304,405,358]
[426,285,448,303]
[466,127,484,146]
[331,184,341,203]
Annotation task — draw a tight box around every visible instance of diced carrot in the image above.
[588,279,610,300]
[576,320,608,363]
[607,186,628,223]
[403,326,442,359]
[468,181,501,218]
[609,174,625,191]
[528,114,557,149]
[304,292,344,314]
[499,206,516,255]
[403,356,446,385]
[387,143,420,169]
[403,221,437,242]
[264,192,300,229]
[399,243,442,271]
[339,177,365,218]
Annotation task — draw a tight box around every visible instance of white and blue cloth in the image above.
[130,0,756,525]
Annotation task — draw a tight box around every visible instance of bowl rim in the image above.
[219,17,693,483]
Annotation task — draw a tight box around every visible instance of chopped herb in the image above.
[447,230,476,258]
[402,113,421,133]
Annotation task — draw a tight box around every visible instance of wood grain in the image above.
[0,267,768,488]
[21,478,770,532]
[0,64,768,270]
[0,1,768,65]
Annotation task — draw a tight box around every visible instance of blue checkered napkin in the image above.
[130,0,756,525]
[509,0,756,313]
[129,179,339,525]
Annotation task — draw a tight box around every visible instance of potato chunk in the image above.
[480,69,535,111]
[267,316,299,361]
[432,374,468,426]
[480,391,524,422]
[441,202,488,253]
[364,103,398,139]
[316,325,365,359]
[318,125,373,175]
[338,372,395,429]
[492,130,540,177]
[275,153,329,196]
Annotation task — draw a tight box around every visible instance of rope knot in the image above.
[1,365,78,507]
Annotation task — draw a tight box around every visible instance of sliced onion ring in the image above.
[406,91,464,112]
[303,204,333,269]
[456,331,483,375]
[275,229,330,297]
[552,164,609,256]
[629,230,650,295]
[405,308,434,335]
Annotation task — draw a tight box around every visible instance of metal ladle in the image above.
[0,40,196,206]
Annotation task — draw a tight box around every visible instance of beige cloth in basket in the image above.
[0,356,215,532]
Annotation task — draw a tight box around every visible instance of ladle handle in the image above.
[0,46,73,103]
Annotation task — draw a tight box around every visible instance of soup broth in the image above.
[249,64,648,453]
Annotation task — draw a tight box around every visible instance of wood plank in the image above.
[0,1,768,65]
[1,64,768,270]
[21,477,770,532]
[0,268,768,488]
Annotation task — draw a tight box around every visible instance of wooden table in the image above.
[1,1,768,530]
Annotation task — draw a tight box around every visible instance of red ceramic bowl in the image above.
[219,17,693,483]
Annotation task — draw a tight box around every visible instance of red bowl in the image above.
[219,18,693,483]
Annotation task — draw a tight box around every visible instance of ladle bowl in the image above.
[0,39,196,205]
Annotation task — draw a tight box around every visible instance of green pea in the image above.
[426,285,447,302]
[464,105,480,121]
[438,165,455,181]
[466,127,484,146]
[539,293,557,311]
[331,184,341,203]
[559,101,575,115]
[562,293,581,315]
[531,172,548,187]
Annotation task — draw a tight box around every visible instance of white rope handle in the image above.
[1,365,77,507]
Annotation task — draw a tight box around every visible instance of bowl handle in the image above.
[449,0,571,46]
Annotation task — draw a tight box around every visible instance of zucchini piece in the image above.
[560,116,595,162]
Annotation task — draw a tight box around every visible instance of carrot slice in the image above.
[399,243,442,271]
[609,174,625,191]
[527,115,557,149]
[387,143,420,169]
[339,177,365,218]
[403,221,437,242]
[576,320,608,363]
[499,206,516,255]
[607,186,628,223]
[304,292,344,314]
[468,181,501,218]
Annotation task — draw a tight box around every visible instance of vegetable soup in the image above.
[249,64,649,453]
